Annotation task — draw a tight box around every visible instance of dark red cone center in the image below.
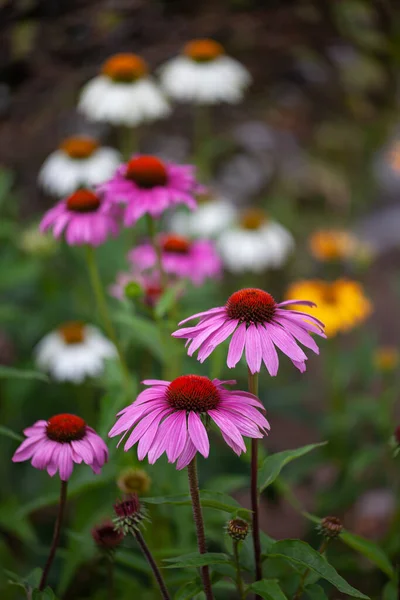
[125,156,168,188]
[46,414,86,443]
[226,288,276,324]
[66,189,101,213]
[162,234,191,254]
[167,375,220,412]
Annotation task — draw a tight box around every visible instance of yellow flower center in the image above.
[60,136,99,159]
[58,322,85,344]
[184,39,224,63]
[101,53,148,82]
[240,208,267,230]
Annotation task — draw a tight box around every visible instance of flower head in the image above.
[109,376,269,469]
[110,270,165,307]
[12,414,108,481]
[172,288,325,375]
[113,494,145,535]
[217,208,294,273]
[99,155,200,226]
[40,188,121,246]
[170,193,238,239]
[309,229,359,262]
[38,136,121,198]
[129,234,222,286]
[117,468,151,495]
[160,39,251,105]
[92,520,124,550]
[35,322,117,383]
[227,518,249,541]
[78,53,170,126]
[285,280,372,337]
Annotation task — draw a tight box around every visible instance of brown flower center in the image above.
[240,208,267,230]
[60,136,99,159]
[102,53,148,83]
[46,413,86,443]
[167,375,220,412]
[226,288,276,324]
[58,321,85,344]
[184,39,224,63]
[66,190,101,213]
[162,234,191,255]
[125,156,168,188]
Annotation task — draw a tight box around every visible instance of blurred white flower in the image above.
[160,39,251,105]
[35,322,117,383]
[170,195,238,238]
[217,208,294,273]
[39,136,121,197]
[79,53,170,126]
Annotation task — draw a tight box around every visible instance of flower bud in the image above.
[117,468,151,495]
[318,516,343,539]
[227,518,249,541]
[113,494,146,535]
[91,520,124,551]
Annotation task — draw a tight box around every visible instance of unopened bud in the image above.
[227,518,249,541]
[91,520,124,551]
[318,516,343,539]
[113,494,146,535]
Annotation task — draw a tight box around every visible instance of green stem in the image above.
[248,369,262,597]
[106,556,114,600]
[119,125,138,160]
[194,104,211,180]
[233,540,245,600]
[134,530,171,600]
[39,480,68,590]
[145,214,167,288]
[293,539,329,600]
[85,246,130,387]
[187,458,214,600]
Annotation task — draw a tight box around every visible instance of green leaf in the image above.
[154,282,186,318]
[248,579,288,599]
[32,588,58,599]
[4,567,43,591]
[383,580,398,600]
[0,365,49,382]
[340,530,394,578]
[306,584,329,599]
[114,312,165,361]
[175,577,206,600]
[164,552,233,569]
[143,490,251,516]
[0,425,23,442]
[258,443,327,492]
[267,540,369,599]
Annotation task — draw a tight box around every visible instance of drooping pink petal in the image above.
[245,324,262,374]
[176,438,197,470]
[188,412,210,458]
[258,326,279,376]
[227,322,246,368]
[166,411,188,463]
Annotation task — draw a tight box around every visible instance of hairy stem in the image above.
[39,480,68,591]
[134,530,171,600]
[187,458,214,600]
[233,540,245,600]
[248,369,262,598]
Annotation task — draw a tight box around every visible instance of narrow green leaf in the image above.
[164,552,233,568]
[32,588,58,599]
[267,540,369,599]
[154,282,185,318]
[143,490,251,516]
[383,580,398,600]
[248,579,288,599]
[306,584,330,599]
[114,313,165,361]
[258,443,327,492]
[0,365,49,382]
[340,530,394,578]
[0,425,23,442]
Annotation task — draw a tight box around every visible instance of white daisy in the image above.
[35,322,117,383]
[169,194,238,238]
[159,39,251,105]
[39,136,121,198]
[78,53,170,126]
[217,209,294,273]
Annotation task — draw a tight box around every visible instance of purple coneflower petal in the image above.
[188,412,210,458]
[245,324,262,374]
[259,327,279,376]
[166,411,188,463]
[176,438,197,470]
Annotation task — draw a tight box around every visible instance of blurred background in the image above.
[1,1,400,599]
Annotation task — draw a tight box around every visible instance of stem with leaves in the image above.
[39,480,68,591]
[187,457,214,600]
[233,540,245,600]
[134,530,171,600]
[293,539,329,600]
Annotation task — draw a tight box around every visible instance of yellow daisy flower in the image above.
[285,279,372,337]
[373,346,399,372]
[309,229,357,261]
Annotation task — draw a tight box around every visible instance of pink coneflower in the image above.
[172,288,326,374]
[12,414,109,481]
[109,375,270,469]
[98,155,200,226]
[128,234,222,286]
[40,189,120,246]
